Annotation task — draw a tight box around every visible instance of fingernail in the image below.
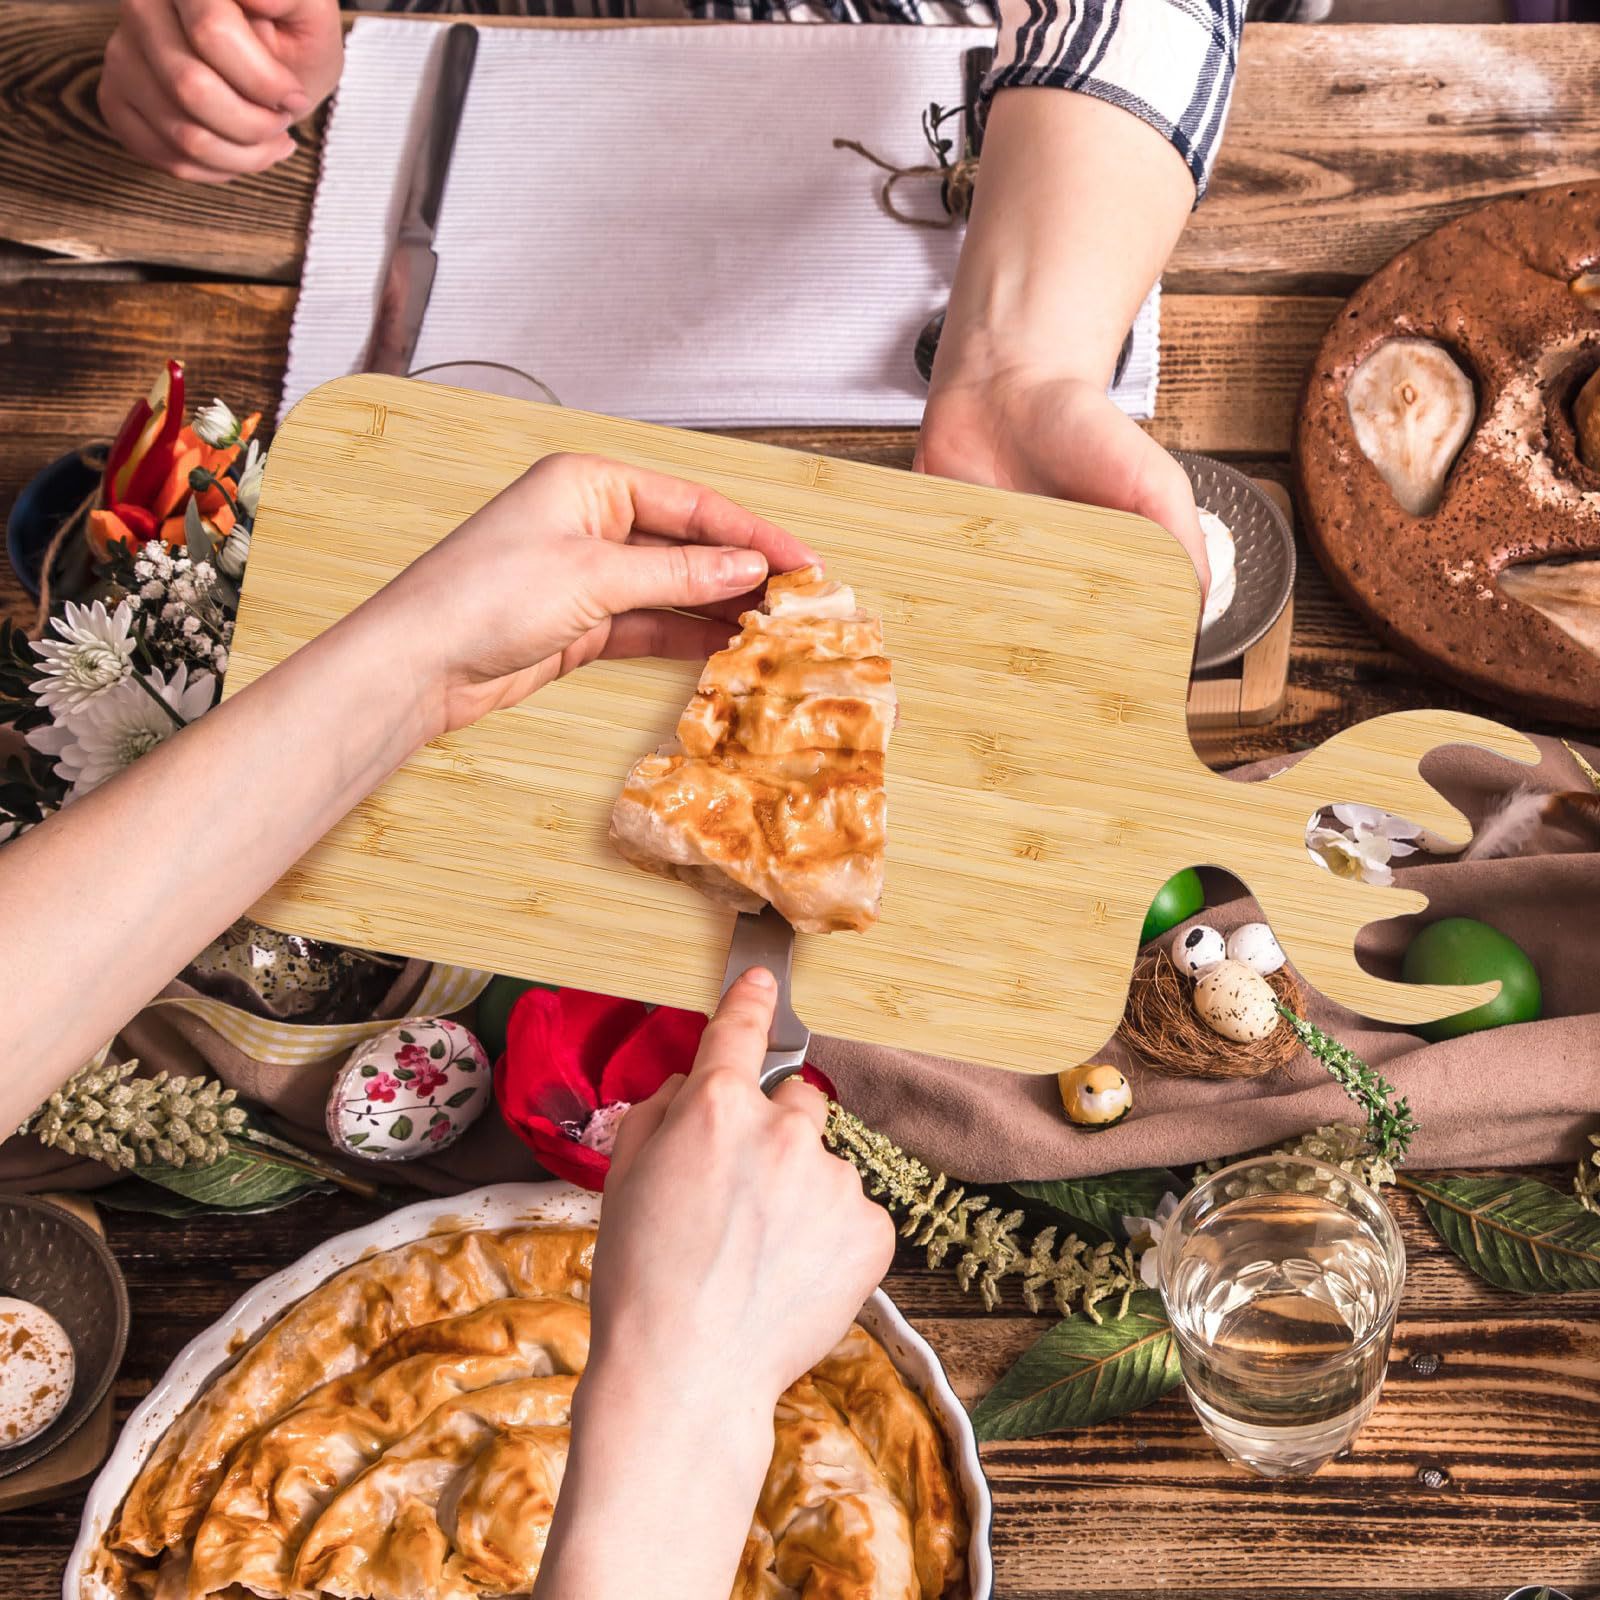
[720,551,767,586]
[744,967,776,992]
[280,91,311,118]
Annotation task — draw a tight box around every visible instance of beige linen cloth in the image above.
[2,733,1595,1196]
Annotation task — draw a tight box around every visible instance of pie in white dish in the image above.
[85,1205,970,1600]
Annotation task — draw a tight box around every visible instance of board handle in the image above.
[1222,709,1540,1026]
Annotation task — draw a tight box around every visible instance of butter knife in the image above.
[719,905,809,1094]
[363,22,479,377]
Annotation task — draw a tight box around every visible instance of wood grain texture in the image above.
[4,1182,1594,1599]
[226,376,1538,1066]
[7,11,1600,293]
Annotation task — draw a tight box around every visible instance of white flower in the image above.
[235,439,265,519]
[1305,803,1421,888]
[215,523,251,581]
[192,398,240,449]
[1121,1192,1181,1291]
[27,665,215,798]
[28,600,136,716]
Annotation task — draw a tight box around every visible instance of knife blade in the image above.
[719,905,810,1094]
[363,22,480,377]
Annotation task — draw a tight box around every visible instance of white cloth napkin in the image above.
[282,17,1160,428]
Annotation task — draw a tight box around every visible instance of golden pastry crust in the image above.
[186,1297,590,1599]
[112,1226,593,1559]
[610,564,894,934]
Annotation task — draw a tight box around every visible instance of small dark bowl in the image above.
[5,449,104,602]
[0,1196,129,1479]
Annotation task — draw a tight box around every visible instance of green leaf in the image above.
[445,1087,477,1108]
[1011,1170,1182,1239]
[345,1131,368,1147]
[1403,1174,1600,1294]
[970,1292,1181,1441]
[429,1040,446,1059]
[398,1030,415,1044]
[129,1150,326,1212]
[390,1115,413,1141]
[359,1064,377,1077]
[394,1067,414,1081]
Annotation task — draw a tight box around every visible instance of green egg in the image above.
[1140,868,1205,946]
[1401,917,1541,1042]
[475,974,559,1061]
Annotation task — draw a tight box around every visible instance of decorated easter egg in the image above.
[1226,921,1286,977]
[1194,960,1280,1042]
[1171,923,1226,978]
[1058,1062,1133,1130]
[1401,917,1541,1042]
[327,1018,490,1160]
[1140,869,1205,945]
[0,1297,74,1449]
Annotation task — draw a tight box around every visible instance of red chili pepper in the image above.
[123,359,187,509]
[103,398,153,503]
[110,502,159,543]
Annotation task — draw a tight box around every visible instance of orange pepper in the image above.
[159,515,187,546]
[87,508,137,562]
[152,443,204,522]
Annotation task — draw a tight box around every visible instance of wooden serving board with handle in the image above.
[227,375,1538,1076]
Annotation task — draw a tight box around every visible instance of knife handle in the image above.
[407,23,479,236]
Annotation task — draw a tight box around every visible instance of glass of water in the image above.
[1157,1154,1405,1478]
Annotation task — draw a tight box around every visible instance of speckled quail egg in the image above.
[1058,1062,1133,1130]
[1193,960,1280,1043]
[1225,921,1286,977]
[1171,923,1226,978]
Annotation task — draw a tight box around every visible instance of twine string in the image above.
[832,138,978,231]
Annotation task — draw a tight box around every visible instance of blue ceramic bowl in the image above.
[6,450,103,601]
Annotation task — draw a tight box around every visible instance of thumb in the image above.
[585,540,768,619]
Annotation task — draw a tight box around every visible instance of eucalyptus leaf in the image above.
[1403,1174,1600,1294]
[94,1172,323,1217]
[1011,1170,1183,1239]
[970,1291,1181,1441]
[138,1147,326,1211]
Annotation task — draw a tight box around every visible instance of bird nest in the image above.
[1118,952,1306,1080]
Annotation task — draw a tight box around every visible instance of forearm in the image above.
[0,586,439,1136]
[538,1359,775,1600]
[936,89,1194,390]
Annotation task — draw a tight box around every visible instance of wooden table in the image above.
[1,10,1597,1598]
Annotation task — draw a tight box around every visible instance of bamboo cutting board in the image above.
[226,375,1538,1075]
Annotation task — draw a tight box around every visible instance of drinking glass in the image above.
[408,360,560,405]
[1157,1154,1405,1478]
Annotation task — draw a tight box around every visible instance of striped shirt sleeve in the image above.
[983,0,1242,201]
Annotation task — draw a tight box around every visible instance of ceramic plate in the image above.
[1179,452,1297,672]
[68,1181,992,1599]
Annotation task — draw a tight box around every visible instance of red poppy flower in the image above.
[494,985,836,1191]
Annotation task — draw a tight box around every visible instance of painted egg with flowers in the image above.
[327,1017,490,1160]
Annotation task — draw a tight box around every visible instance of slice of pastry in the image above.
[610,566,893,933]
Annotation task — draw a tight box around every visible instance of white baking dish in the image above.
[68,1181,992,1600]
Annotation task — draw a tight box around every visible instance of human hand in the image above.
[586,969,896,1415]
[917,363,1210,600]
[372,453,816,736]
[99,0,341,183]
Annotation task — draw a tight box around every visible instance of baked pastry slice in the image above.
[610,566,893,933]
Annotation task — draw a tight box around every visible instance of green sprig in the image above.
[1276,1004,1416,1165]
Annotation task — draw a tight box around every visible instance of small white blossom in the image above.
[192,398,240,449]
[215,524,251,581]
[236,439,265,518]
[28,599,136,716]
[1121,1192,1182,1291]
[1305,803,1421,888]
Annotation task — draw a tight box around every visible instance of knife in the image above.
[719,905,810,1094]
[363,22,480,377]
